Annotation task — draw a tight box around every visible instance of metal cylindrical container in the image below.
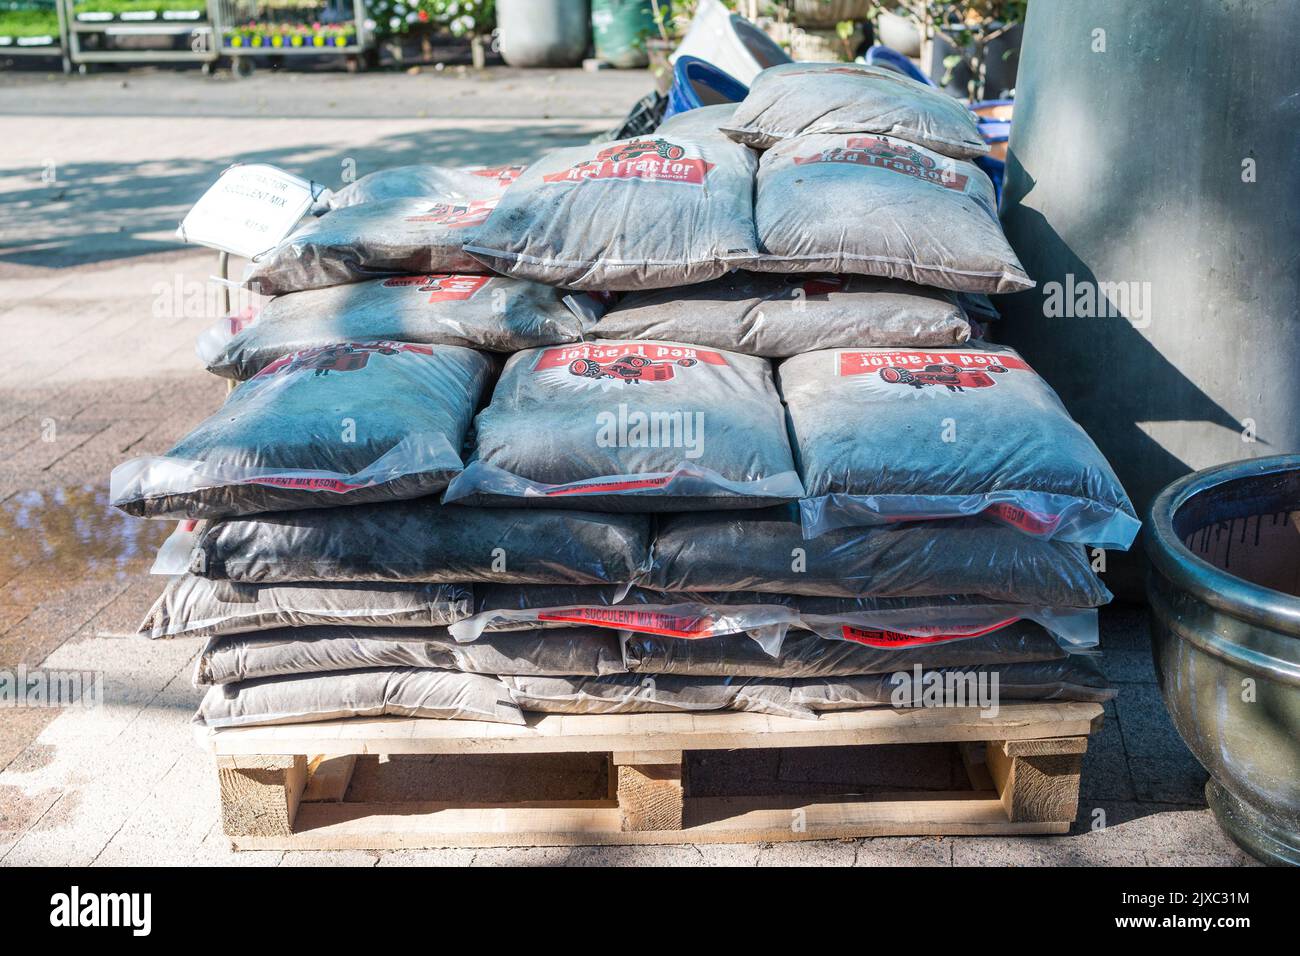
[1146,455,1300,865]
[497,0,591,68]
[997,0,1300,595]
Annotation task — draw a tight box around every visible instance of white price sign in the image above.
[177,164,321,259]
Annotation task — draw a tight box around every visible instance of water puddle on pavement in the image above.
[0,484,170,593]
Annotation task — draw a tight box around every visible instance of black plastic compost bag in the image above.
[245,196,494,295]
[779,345,1140,549]
[464,134,758,290]
[641,505,1111,606]
[592,272,971,357]
[200,274,603,380]
[623,622,1070,679]
[180,499,651,585]
[722,62,988,158]
[197,625,627,685]
[503,655,1114,718]
[112,342,491,519]
[750,133,1031,293]
[139,574,472,640]
[453,583,798,642]
[196,668,524,728]
[443,340,803,511]
[327,163,524,210]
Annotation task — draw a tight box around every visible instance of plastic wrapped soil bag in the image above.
[504,655,1114,718]
[790,655,1116,711]
[722,62,988,157]
[502,673,809,718]
[452,583,798,644]
[656,103,740,141]
[750,133,1031,293]
[642,506,1111,606]
[780,345,1140,548]
[199,274,603,380]
[444,341,803,510]
[244,197,495,295]
[623,621,1072,678]
[176,500,651,586]
[464,135,758,290]
[196,625,627,685]
[195,668,524,728]
[327,163,525,210]
[139,575,472,640]
[111,342,491,519]
[592,273,971,357]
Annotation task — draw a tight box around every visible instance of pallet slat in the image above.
[209,703,1104,756]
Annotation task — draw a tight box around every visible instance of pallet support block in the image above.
[613,751,684,832]
[985,736,1087,824]
[218,754,307,839]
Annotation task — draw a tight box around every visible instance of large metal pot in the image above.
[497,0,591,68]
[1146,455,1300,865]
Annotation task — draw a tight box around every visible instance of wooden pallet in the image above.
[208,702,1105,850]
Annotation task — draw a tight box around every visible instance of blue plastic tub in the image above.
[663,55,749,121]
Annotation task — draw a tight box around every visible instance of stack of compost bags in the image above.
[114,66,1130,731]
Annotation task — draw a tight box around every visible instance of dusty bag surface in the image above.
[792,655,1116,711]
[444,341,802,510]
[140,574,471,640]
[464,134,758,291]
[245,197,493,295]
[195,667,524,727]
[200,274,601,380]
[656,103,740,141]
[327,163,524,210]
[722,62,987,158]
[186,500,651,585]
[112,342,491,519]
[198,625,627,685]
[593,273,970,357]
[625,621,1069,678]
[751,133,1031,293]
[454,583,797,643]
[502,673,809,719]
[642,506,1111,606]
[780,345,1140,549]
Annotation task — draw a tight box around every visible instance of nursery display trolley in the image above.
[60,0,219,71]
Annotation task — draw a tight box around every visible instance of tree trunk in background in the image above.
[997,0,1300,598]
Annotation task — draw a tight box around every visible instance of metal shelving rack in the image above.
[61,0,220,71]
[0,1,72,72]
[212,0,374,77]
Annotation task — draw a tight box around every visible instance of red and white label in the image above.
[984,502,1063,536]
[793,135,968,191]
[405,198,498,229]
[543,139,712,186]
[469,163,526,186]
[837,350,1032,376]
[840,618,1019,648]
[383,274,491,302]
[537,608,718,638]
[542,475,674,497]
[534,342,726,371]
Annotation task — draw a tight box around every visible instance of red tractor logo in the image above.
[282,343,399,377]
[595,138,687,164]
[879,362,1007,392]
[567,354,697,383]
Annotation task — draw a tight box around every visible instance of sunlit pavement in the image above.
[0,68,1256,866]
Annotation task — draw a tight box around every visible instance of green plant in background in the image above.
[0,4,59,38]
[73,0,208,13]
[869,1,1027,100]
[367,0,493,40]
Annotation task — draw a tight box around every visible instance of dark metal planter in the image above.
[1146,455,1300,865]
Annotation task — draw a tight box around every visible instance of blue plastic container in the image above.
[662,55,749,121]
[862,45,932,86]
